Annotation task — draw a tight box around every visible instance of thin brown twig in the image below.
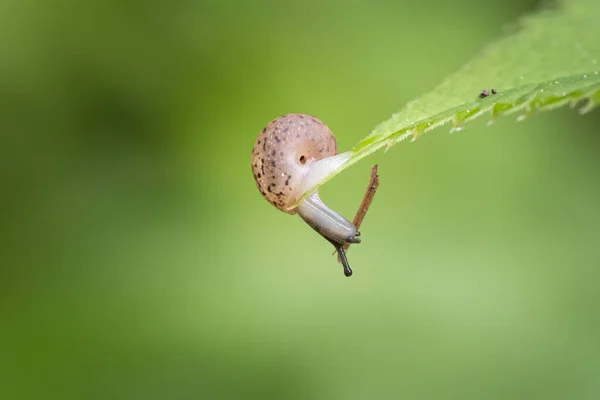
[338,164,380,263]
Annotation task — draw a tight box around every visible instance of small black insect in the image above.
[479,88,498,98]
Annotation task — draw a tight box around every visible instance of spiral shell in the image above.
[251,114,338,214]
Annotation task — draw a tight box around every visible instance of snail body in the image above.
[251,114,359,276]
[297,193,359,245]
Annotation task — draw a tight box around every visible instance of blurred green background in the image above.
[2,0,600,399]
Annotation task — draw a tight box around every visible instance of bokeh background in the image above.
[2,0,600,399]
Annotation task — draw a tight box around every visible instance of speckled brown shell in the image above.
[251,114,338,214]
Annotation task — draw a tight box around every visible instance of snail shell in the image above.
[251,113,338,213]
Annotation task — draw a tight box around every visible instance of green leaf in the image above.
[292,0,600,208]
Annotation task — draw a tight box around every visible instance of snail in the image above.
[251,113,360,277]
